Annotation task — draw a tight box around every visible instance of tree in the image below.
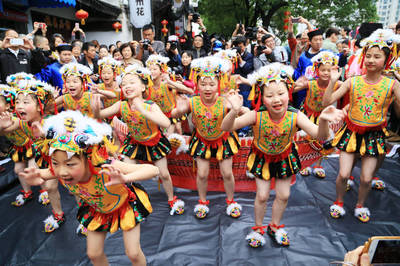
[198,0,378,40]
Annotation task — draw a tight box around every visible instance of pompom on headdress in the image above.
[189,56,231,95]
[385,57,400,74]
[214,49,239,72]
[43,110,116,170]
[59,63,92,91]
[118,64,153,87]
[145,54,170,73]
[98,56,122,79]
[311,51,338,78]
[247,63,294,111]
[6,72,34,86]
[359,29,400,70]
[0,84,16,108]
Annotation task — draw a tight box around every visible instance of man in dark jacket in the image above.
[79,41,98,82]
[0,29,34,83]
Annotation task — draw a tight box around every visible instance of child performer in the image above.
[221,63,344,247]
[20,110,157,266]
[172,56,243,219]
[0,84,47,206]
[214,49,239,95]
[145,54,194,135]
[294,51,342,178]
[91,64,185,216]
[323,29,400,222]
[96,56,121,110]
[0,77,65,233]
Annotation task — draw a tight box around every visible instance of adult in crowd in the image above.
[185,13,210,58]
[71,39,83,61]
[71,23,86,42]
[287,16,314,68]
[79,41,99,82]
[0,29,34,83]
[253,34,276,70]
[136,24,166,64]
[99,45,109,59]
[262,33,288,64]
[165,35,182,69]
[120,42,143,67]
[322,27,340,53]
[112,48,123,61]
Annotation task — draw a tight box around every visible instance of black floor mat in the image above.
[1,157,400,265]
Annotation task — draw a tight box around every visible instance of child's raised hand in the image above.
[100,164,126,186]
[226,91,243,112]
[90,94,102,116]
[31,121,44,139]
[0,111,13,129]
[175,94,189,112]
[19,167,45,186]
[319,105,346,124]
[330,67,342,82]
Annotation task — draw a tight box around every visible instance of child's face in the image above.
[113,51,123,61]
[51,150,89,185]
[65,76,83,97]
[181,53,192,66]
[101,67,114,85]
[317,64,332,81]
[0,96,10,113]
[198,77,218,102]
[149,65,161,80]
[121,74,145,99]
[99,48,108,59]
[364,46,386,72]
[262,81,289,117]
[15,94,41,121]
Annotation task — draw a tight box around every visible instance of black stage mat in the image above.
[1,157,400,266]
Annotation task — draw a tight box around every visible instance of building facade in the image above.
[376,0,400,27]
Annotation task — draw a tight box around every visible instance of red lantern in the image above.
[161,27,169,36]
[113,22,122,33]
[283,10,291,32]
[283,18,289,23]
[75,9,89,25]
[283,25,289,31]
[161,19,169,37]
[161,19,168,26]
[284,11,291,16]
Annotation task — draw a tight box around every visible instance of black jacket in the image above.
[0,48,31,83]
[79,56,98,75]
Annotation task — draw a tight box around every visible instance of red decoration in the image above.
[284,11,291,16]
[283,10,290,32]
[75,9,89,25]
[112,22,122,33]
[161,19,169,37]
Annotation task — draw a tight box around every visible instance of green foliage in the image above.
[198,0,378,39]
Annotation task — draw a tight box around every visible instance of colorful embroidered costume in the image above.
[188,95,240,161]
[147,82,176,118]
[4,118,32,162]
[98,83,121,109]
[119,101,171,162]
[63,92,94,118]
[248,107,301,180]
[60,167,152,233]
[333,76,394,156]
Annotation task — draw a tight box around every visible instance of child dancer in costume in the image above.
[323,29,400,222]
[172,56,243,219]
[91,64,185,216]
[0,76,65,233]
[146,54,193,135]
[20,110,157,266]
[96,56,121,110]
[294,51,342,178]
[0,84,47,206]
[214,49,239,95]
[221,63,344,247]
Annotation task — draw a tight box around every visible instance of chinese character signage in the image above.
[129,0,151,28]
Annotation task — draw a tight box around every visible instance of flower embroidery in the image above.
[271,128,280,137]
[205,111,212,119]
[363,105,372,118]
[365,90,374,98]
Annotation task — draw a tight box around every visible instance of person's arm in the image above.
[18,167,56,186]
[91,85,117,99]
[299,17,314,31]
[238,52,254,75]
[0,112,20,134]
[293,77,309,92]
[91,94,121,119]
[221,92,256,131]
[133,98,171,128]
[322,69,350,106]
[26,22,40,39]
[232,24,240,38]
[293,55,304,81]
[297,105,345,141]
[99,160,160,186]
[171,95,190,118]
[165,77,194,94]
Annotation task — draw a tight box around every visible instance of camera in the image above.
[142,39,151,50]
[170,41,178,51]
[257,45,267,53]
[192,12,200,23]
[245,27,257,40]
[232,46,241,55]
[10,38,24,46]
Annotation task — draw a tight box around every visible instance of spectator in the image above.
[185,13,210,58]
[30,35,53,74]
[322,27,340,53]
[165,35,182,69]
[79,41,99,82]
[51,33,65,51]
[35,44,73,91]
[112,48,123,61]
[136,24,166,63]
[287,16,313,68]
[0,29,34,83]
[71,23,86,42]
[99,44,109,59]
[340,26,351,40]
[263,34,288,64]
[92,40,100,53]
[109,44,116,54]
[120,42,143,67]
[233,36,253,108]
[253,35,275,70]
[71,39,83,61]
[173,50,193,80]
[116,40,122,49]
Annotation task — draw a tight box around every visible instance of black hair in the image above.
[325,28,340,38]
[71,39,83,48]
[82,41,96,52]
[182,50,194,59]
[50,33,65,51]
[295,33,302,39]
[233,36,247,46]
[343,27,351,35]
[99,44,108,51]
[119,42,135,57]
[112,48,121,57]
[396,22,400,31]
[109,44,116,50]
[142,24,153,32]
[341,39,349,45]
[116,41,122,45]
[261,34,273,44]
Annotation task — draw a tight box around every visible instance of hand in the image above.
[2,36,11,49]
[319,105,346,124]
[53,86,62,98]
[89,83,99,94]
[161,73,170,83]
[198,17,204,27]
[148,45,155,54]
[0,111,13,129]
[237,53,243,64]
[235,23,240,30]
[19,167,45,186]
[100,164,127,186]
[31,121,44,139]
[226,91,243,112]
[90,93,102,117]
[343,246,371,266]
[33,22,40,32]
[262,47,272,55]
[22,37,35,50]
[175,94,189,113]
[330,67,342,82]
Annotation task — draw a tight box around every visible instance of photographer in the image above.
[165,35,182,69]
[263,33,288,64]
[233,36,253,106]
[185,13,210,58]
[136,24,166,64]
[253,35,276,70]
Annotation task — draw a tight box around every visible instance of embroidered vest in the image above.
[120,101,159,143]
[99,83,121,108]
[63,92,93,118]
[60,168,129,214]
[189,96,226,141]
[252,108,298,155]
[304,80,335,115]
[6,117,29,146]
[348,76,394,128]
[148,82,176,117]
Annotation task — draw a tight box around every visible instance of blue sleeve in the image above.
[293,56,303,81]
[35,66,52,83]
[241,53,254,75]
